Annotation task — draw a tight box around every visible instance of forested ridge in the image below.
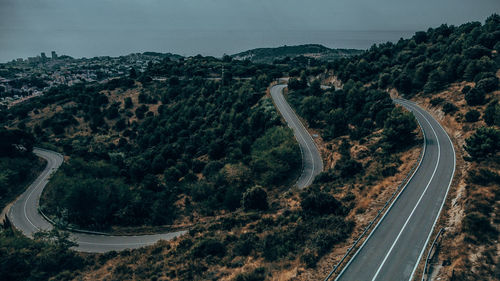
[330,14,499,97]
[231,44,363,64]
[327,14,500,281]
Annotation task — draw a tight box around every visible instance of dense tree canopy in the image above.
[0,228,83,281]
[382,107,418,150]
[287,79,416,147]
[1,57,302,229]
[465,127,500,160]
[329,14,500,97]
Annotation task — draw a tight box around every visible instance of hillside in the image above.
[1,14,498,281]
[327,14,500,280]
[410,76,500,281]
[231,44,363,64]
[3,56,302,231]
[1,56,354,280]
[0,49,423,279]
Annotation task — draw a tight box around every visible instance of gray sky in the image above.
[1,0,499,62]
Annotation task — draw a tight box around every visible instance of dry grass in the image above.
[13,79,461,280]
[285,101,423,280]
[295,143,421,280]
[410,78,500,280]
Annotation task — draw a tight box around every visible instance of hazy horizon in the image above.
[1,0,499,62]
[1,30,420,62]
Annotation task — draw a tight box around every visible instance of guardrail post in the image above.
[421,228,444,281]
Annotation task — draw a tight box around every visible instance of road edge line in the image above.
[407,101,457,281]
[370,100,441,281]
[327,98,426,281]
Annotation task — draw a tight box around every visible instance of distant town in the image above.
[0,51,180,107]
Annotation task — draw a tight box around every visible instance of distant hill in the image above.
[141,52,183,60]
[231,44,363,63]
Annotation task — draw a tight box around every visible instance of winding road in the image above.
[333,99,455,281]
[7,84,454,279]
[8,84,323,253]
[270,84,324,188]
[8,148,186,253]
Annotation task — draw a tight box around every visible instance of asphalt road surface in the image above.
[335,99,455,281]
[8,148,186,253]
[270,84,323,188]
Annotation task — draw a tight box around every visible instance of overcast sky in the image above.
[1,0,499,61]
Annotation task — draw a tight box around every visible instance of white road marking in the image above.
[370,100,441,281]
[271,85,320,187]
[334,101,428,281]
[398,100,456,281]
[11,149,188,252]
[23,154,52,232]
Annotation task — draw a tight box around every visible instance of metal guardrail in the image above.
[38,207,110,236]
[34,147,111,236]
[324,104,426,281]
[35,148,186,237]
[421,228,445,281]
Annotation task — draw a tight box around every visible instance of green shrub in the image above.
[262,232,296,261]
[483,101,500,126]
[124,97,133,108]
[465,109,480,122]
[442,102,458,115]
[233,233,259,256]
[476,77,498,93]
[335,157,363,178]
[462,212,497,240]
[43,158,177,228]
[301,249,320,268]
[382,107,418,150]
[0,229,84,281]
[288,77,307,90]
[242,186,268,211]
[300,189,345,216]
[465,88,486,106]
[250,127,301,186]
[135,105,148,119]
[469,168,500,186]
[0,154,41,210]
[191,238,226,258]
[0,129,35,157]
[465,127,500,160]
[430,97,445,106]
[314,170,338,184]
[300,216,354,267]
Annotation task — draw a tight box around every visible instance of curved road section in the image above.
[334,99,455,281]
[270,84,323,188]
[8,148,186,253]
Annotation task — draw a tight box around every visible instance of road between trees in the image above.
[270,84,324,188]
[8,148,186,253]
[7,83,323,253]
[333,99,455,281]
